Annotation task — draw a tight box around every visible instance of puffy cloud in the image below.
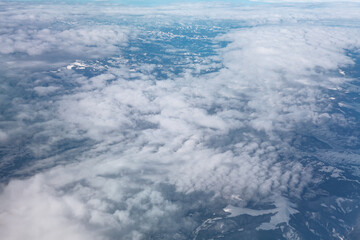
[0,26,131,57]
[1,1,360,240]
[33,86,60,96]
[0,176,99,240]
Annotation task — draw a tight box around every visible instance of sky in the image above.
[1,0,360,239]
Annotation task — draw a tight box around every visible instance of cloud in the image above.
[0,26,131,57]
[0,130,8,142]
[0,176,100,240]
[34,86,60,96]
[0,1,360,239]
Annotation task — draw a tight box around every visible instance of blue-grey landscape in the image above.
[1,0,360,239]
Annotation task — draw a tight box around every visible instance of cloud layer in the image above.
[1,1,360,239]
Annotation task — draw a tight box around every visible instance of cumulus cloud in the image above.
[0,26,131,57]
[1,1,360,240]
[33,86,60,96]
[0,176,100,240]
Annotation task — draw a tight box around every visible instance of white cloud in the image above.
[0,26,131,57]
[0,176,100,240]
[34,86,60,96]
[0,1,360,240]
